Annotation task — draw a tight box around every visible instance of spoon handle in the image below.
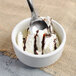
[27,0,38,20]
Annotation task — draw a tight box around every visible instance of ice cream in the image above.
[17,16,59,55]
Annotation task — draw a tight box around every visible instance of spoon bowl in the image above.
[31,20,48,30]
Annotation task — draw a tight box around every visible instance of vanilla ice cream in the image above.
[17,16,59,55]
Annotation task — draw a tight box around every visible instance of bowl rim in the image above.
[11,18,66,58]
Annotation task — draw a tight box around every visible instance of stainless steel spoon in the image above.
[27,0,48,30]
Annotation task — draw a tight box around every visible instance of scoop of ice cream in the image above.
[17,16,59,55]
[17,32,23,50]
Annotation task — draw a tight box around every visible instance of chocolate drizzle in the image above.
[27,28,29,32]
[23,28,29,51]
[41,22,52,54]
[23,38,26,51]
[42,34,46,54]
[42,33,51,54]
[34,30,39,55]
[48,26,51,33]
[54,39,57,50]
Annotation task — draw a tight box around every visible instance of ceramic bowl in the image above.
[11,18,66,67]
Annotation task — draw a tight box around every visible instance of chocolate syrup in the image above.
[54,39,57,50]
[42,34,45,54]
[34,30,39,55]
[42,33,51,54]
[48,26,51,33]
[27,28,29,32]
[23,38,26,51]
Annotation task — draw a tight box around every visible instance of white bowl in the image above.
[11,18,66,67]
